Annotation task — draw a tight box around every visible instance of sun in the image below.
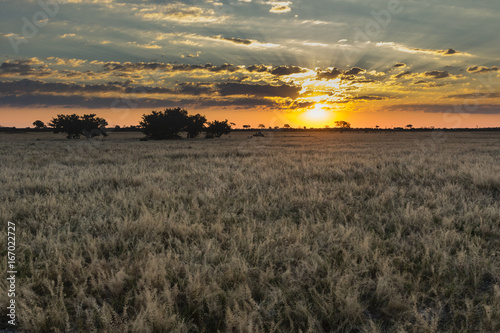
[305,104,330,121]
[297,103,336,127]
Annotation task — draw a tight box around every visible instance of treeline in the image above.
[139,108,231,140]
[42,108,232,140]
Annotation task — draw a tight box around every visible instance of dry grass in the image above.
[0,131,499,332]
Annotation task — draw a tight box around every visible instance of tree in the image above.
[205,119,232,138]
[49,114,107,139]
[81,114,108,138]
[406,124,413,129]
[49,114,83,139]
[140,108,189,140]
[258,124,265,129]
[242,125,251,129]
[334,121,351,129]
[375,125,380,129]
[283,124,291,129]
[186,113,207,138]
[33,120,45,129]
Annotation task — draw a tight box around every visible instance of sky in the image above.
[0,0,499,128]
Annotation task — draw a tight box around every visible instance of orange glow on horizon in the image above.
[1,105,499,129]
[293,103,338,128]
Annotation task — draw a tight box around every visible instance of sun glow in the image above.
[296,103,337,127]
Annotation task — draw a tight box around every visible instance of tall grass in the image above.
[1,131,499,332]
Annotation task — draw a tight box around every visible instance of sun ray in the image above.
[294,103,338,128]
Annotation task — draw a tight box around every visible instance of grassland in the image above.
[0,130,499,332]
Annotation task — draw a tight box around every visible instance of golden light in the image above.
[296,103,337,127]
[306,104,330,120]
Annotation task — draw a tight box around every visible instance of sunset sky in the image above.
[1,0,499,128]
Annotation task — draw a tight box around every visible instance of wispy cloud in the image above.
[267,1,292,13]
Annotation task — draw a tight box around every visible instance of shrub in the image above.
[186,114,207,138]
[49,114,107,139]
[33,120,46,129]
[205,119,232,138]
[139,108,189,140]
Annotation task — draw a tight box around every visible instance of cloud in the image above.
[59,33,78,39]
[135,3,223,23]
[0,56,497,115]
[0,59,51,77]
[424,71,450,79]
[440,48,458,55]
[177,82,215,96]
[348,95,394,101]
[270,66,306,76]
[197,97,279,108]
[209,35,280,48]
[394,63,406,68]
[315,67,365,80]
[344,67,364,76]
[127,42,162,49]
[416,47,469,56]
[0,94,180,109]
[213,35,253,45]
[47,57,87,67]
[446,92,500,99]
[316,68,342,80]
[217,82,301,99]
[286,100,315,109]
[467,66,499,74]
[247,65,270,73]
[393,71,412,79]
[101,62,239,73]
[269,2,292,13]
[182,52,201,58]
[385,104,500,114]
[376,43,471,57]
[0,79,125,95]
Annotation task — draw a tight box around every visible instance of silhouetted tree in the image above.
[283,124,291,129]
[406,124,413,129]
[140,108,189,140]
[243,125,251,129]
[81,114,108,138]
[49,114,107,139]
[258,124,265,129]
[334,121,351,129]
[49,114,83,139]
[33,120,45,129]
[186,113,207,138]
[205,120,232,138]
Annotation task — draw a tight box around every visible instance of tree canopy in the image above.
[140,108,232,140]
[49,114,108,139]
[205,120,232,138]
[140,108,189,140]
[33,120,46,129]
[334,121,351,129]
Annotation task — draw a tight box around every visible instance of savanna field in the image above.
[1,130,499,332]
